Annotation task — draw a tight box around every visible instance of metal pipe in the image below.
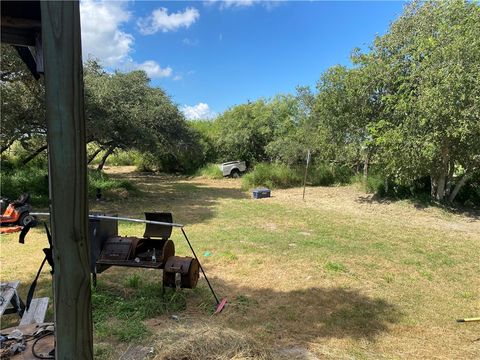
[181,227,220,305]
[31,213,184,228]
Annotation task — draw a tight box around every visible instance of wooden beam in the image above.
[0,16,41,29]
[40,2,93,359]
[0,26,36,46]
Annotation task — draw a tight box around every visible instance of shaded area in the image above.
[91,172,249,226]
[210,279,402,343]
[355,194,480,220]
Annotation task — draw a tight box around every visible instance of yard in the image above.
[1,166,479,359]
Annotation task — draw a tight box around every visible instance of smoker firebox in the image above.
[89,212,199,289]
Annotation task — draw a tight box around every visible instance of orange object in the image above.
[0,194,36,229]
[0,225,22,234]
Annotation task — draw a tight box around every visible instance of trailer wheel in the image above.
[19,213,36,227]
[230,169,240,178]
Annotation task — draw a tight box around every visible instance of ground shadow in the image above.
[91,173,249,226]
[1,271,402,359]
[355,193,479,220]
[202,277,402,343]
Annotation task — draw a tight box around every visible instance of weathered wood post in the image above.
[40,1,93,358]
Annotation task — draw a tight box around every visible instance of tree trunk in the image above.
[96,146,114,171]
[431,176,438,198]
[363,152,370,184]
[448,172,472,203]
[21,144,48,165]
[436,173,446,201]
[88,147,103,164]
[444,160,455,198]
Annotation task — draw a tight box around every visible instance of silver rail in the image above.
[30,213,184,228]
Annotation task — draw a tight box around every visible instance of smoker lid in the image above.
[143,212,173,239]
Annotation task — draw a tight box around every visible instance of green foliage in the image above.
[189,120,221,164]
[196,163,223,179]
[362,174,387,195]
[242,163,302,189]
[0,161,136,206]
[242,163,355,190]
[3,0,479,205]
[354,0,480,202]
[87,170,136,197]
[106,150,143,167]
[309,164,354,186]
[0,165,49,205]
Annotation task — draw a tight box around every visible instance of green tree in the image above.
[358,0,480,201]
[0,45,46,159]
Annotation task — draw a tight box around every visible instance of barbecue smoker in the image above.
[89,212,199,289]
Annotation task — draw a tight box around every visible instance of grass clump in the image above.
[242,163,302,189]
[324,261,348,273]
[88,170,136,198]
[1,162,136,206]
[196,163,223,179]
[105,149,143,167]
[309,164,354,186]
[242,162,354,190]
[92,281,187,343]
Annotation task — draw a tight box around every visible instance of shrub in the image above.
[332,164,354,184]
[0,165,136,206]
[196,164,223,179]
[242,163,302,189]
[363,173,386,195]
[106,150,143,167]
[0,166,49,205]
[87,170,136,198]
[309,164,335,186]
[308,163,354,186]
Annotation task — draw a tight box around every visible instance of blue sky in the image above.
[80,1,406,119]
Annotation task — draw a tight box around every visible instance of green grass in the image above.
[196,163,223,179]
[92,280,188,343]
[88,169,137,198]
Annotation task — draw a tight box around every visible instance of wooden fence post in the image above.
[40,1,93,358]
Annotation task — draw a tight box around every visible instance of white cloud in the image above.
[205,0,280,10]
[182,38,199,46]
[80,1,174,79]
[181,103,217,120]
[138,7,200,35]
[80,0,133,67]
[134,60,173,78]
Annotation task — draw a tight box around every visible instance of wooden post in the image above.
[40,1,93,359]
[302,149,311,201]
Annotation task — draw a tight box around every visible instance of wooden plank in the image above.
[20,297,49,325]
[40,1,93,359]
[0,281,20,315]
[0,26,36,46]
[0,281,19,315]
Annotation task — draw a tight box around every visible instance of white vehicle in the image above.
[219,161,246,178]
